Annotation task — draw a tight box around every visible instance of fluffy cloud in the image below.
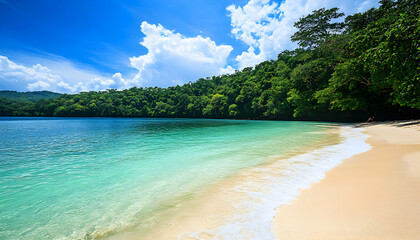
[129,21,233,87]
[0,55,130,93]
[1,21,235,93]
[0,55,63,91]
[227,0,379,69]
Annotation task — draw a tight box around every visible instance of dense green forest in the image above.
[1,0,419,121]
[0,91,62,102]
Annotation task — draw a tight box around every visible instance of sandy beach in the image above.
[107,121,420,240]
[274,121,420,239]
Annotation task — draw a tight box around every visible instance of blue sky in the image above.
[0,0,379,93]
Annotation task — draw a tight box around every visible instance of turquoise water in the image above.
[0,117,333,239]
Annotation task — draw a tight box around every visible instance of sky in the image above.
[0,0,379,93]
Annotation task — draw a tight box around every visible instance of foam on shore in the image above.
[180,126,371,239]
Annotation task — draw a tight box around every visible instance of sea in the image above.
[0,117,370,239]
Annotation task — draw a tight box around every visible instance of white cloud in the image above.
[227,0,380,69]
[219,65,235,75]
[0,55,63,91]
[129,21,233,87]
[227,0,281,47]
[234,47,266,69]
[27,81,51,91]
[0,55,131,93]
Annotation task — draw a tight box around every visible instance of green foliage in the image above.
[291,7,345,49]
[317,0,420,111]
[0,91,62,102]
[1,1,418,121]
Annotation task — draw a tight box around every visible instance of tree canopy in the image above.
[0,91,62,102]
[291,7,345,49]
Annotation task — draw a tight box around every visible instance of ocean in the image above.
[0,117,369,239]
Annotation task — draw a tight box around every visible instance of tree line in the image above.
[1,0,418,121]
[0,90,62,102]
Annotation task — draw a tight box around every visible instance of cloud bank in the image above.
[129,21,234,87]
[0,55,128,93]
[0,21,234,93]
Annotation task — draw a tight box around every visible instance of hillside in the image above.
[0,90,62,102]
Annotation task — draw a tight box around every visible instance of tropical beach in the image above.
[0,118,347,239]
[274,121,420,239]
[0,120,418,240]
[107,121,420,240]
[1,0,419,239]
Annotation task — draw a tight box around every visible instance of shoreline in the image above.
[274,121,420,239]
[107,124,370,239]
[106,121,420,240]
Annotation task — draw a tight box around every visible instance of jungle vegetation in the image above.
[0,91,62,102]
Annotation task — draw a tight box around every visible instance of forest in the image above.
[0,0,419,122]
[0,90,62,102]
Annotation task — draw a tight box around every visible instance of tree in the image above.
[317,0,420,112]
[291,7,345,49]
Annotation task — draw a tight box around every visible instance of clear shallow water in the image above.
[0,117,335,239]
[181,126,370,240]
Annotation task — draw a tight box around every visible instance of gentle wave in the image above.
[181,126,371,240]
[0,118,349,240]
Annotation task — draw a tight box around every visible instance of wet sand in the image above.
[107,126,344,240]
[274,121,420,239]
[107,121,420,240]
